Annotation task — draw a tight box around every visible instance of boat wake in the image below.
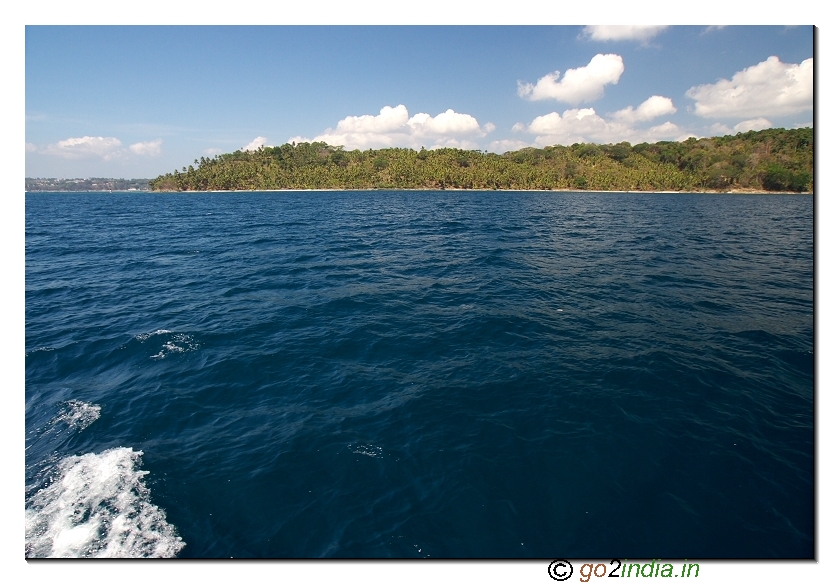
[25,447,185,558]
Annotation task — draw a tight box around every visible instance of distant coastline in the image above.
[24,187,811,195]
[25,177,151,192]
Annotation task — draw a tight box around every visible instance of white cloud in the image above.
[129,139,162,156]
[527,109,611,146]
[487,139,530,154]
[243,136,269,151]
[582,26,668,42]
[407,108,483,137]
[512,92,681,147]
[38,135,166,160]
[795,121,813,129]
[528,109,597,136]
[42,136,124,160]
[611,96,676,124]
[203,148,223,156]
[290,105,492,150]
[686,56,813,119]
[26,142,37,152]
[518,54,624,104]
[733,118,773,132]
[710,123,734,135]
[334,105,408,135]
[519,107,683,147]
[645,122,684,141]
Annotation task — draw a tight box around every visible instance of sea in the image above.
[24,190,813,559]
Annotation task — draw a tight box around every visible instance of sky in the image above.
[24,24,814,179]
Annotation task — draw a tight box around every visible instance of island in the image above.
[142,127,808,193]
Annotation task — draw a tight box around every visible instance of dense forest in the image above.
[149,128,813,193]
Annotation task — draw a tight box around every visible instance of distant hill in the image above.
[149,128,813,193]
[25,178,151,192]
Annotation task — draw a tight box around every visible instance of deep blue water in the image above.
[25,191,813,558]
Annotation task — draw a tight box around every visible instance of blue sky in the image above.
[25,24,813,179]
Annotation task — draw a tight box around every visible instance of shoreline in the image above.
[26,188,813,195]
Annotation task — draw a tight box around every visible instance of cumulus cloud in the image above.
[512,93,682,147]
[582,26,668,42]
[686,56,813,119]
[733,118,773,132]
[611,96,676,124]
[243,136,269,151]
[26,142,37,152]
[332,105,408,136]
[407,108,483,137]
[645,122,686,141]
[518,54,624,104]
[487,139,530,154]
[129,139,162,156]
[42,136,124,160]
[204,148,223,156]
[710,123,734,135]
[517,106,683,147]
[290,104,493,150]
[38,136,165,160]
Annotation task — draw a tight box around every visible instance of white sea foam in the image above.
[134,329,172,342]
[134,330,199,359]
[349,444,384,458]
[54,400,101,431]
[150,333,199,359]
[25,447,185,558]
[26,347,55,357]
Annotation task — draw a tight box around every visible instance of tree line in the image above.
[149,128,813,193]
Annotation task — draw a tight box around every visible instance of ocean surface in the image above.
[25,190,813,559]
